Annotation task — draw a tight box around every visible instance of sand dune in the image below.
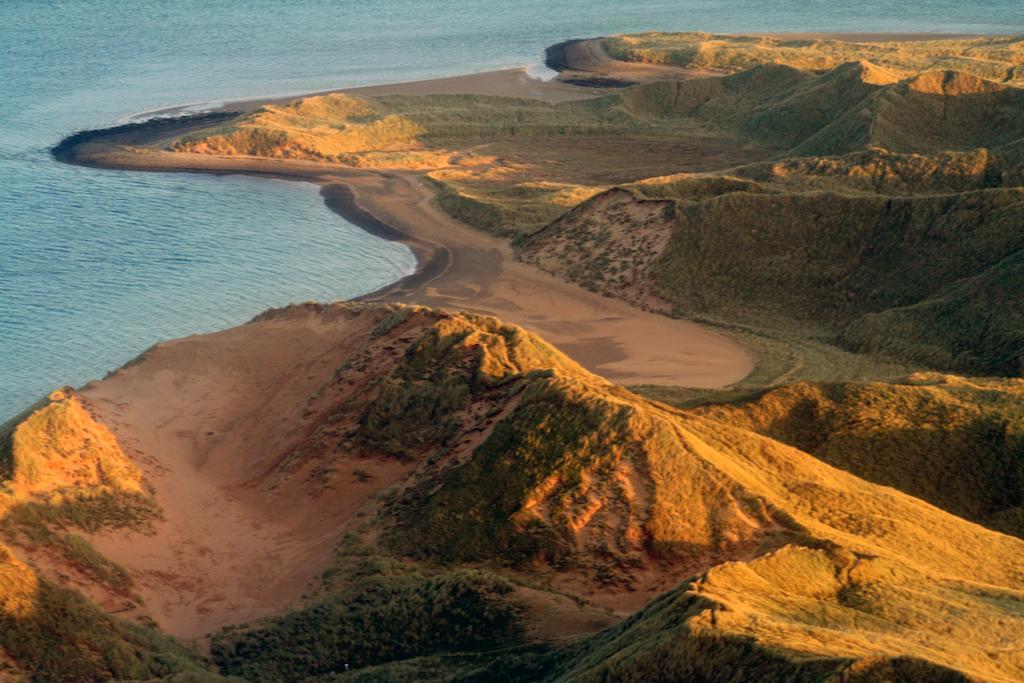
[83,308,409,637]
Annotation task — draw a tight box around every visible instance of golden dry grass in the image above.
[3,304,1024,679]
[3,389,143,497]
[696,374,1024,537]
[605,32,1024,85]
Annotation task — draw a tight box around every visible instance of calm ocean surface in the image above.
[2,1,1022,421]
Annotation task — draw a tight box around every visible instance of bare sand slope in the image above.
[84,308,415,638]
[70,145,754,388]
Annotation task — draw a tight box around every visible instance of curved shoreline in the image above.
[49,61,766,387]
[46,31,1009,389]
[319,183,451,301]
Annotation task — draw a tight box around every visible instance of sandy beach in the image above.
[65,147,753,387]
[56,30,1000,390]
[65,29,995,390]
[56,63,762,388]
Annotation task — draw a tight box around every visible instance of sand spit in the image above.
[52,67,756,389]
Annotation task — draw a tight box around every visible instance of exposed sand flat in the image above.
[64,140,755,388]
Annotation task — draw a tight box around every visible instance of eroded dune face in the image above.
[76,304,399,638]
[2,303,1024,681]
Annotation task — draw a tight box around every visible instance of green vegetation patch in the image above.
[386,379,632,564]
[358,324,499,457]
[0,547,210,681]
[1,489,158,595]
[211,567,526,681]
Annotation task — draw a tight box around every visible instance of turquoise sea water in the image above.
[2,1,1023,421]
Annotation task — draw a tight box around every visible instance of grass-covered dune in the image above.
[732,146,1024,196]
[5,303,1024,680]
[696,375,1024,538]
[0,392,212,680]
[524,183,1024,377]
[226,304,1024,681]
[605,32,1024,86]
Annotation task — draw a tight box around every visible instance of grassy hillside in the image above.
[334,307,1024,680]
[732,146,1016,195]
[605,32,1024,85]
[839,251,1024,375]
[657,188,1024,324]
[697,374,1024,537]
[213,552,526,680]
[525,179,1024,378]
[195,305,1024,680]
[4,304,1024,679]
[549,544,996,682]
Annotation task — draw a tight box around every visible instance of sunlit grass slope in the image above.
[605,32,1024,86]
[4,304,1024,680]
[697,374,1024,538]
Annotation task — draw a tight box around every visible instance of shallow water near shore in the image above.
[2,1,1023,421]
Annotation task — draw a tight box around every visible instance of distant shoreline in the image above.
[52,29,1000,387]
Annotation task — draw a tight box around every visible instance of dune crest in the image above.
[3,304,1024,679]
